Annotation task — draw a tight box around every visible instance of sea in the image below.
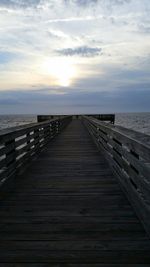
[0,113,150,135]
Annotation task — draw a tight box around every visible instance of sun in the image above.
[41,58,76,87]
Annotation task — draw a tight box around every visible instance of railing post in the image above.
[51,121,57,137]
[43,125,50,144]
[56,120,60,134]
[26,132,31,155]
[34,128,40,150]
[5,139,16,177]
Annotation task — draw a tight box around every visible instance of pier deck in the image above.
[0,119,150,265]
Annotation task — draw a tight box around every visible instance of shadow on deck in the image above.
[0,119,150,264]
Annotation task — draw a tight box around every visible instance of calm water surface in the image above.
[115,112,150,135]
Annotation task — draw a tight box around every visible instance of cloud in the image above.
[0,0,41,9]
[138,24,150,34]
[109,0,131,5]
[56,46,102,57]
[64,0,98,6]
[65,0,130,6]
[0,86,150,114]
[0,0,131,10]
[0,98,19,105]
[0,51,17,64]
[75,0,98,5]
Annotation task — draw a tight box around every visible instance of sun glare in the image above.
[41,58,76,87]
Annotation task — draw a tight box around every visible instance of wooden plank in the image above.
[0,250,149,263]
[0,264,149,267]
[0,221,144,233]
[0,239,150,250]
[0,265,149,267]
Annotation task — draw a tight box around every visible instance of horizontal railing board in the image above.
[83,115,150,237]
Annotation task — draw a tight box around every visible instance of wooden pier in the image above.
[0,115,150,265]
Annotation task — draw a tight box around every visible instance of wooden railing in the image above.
[87,114,115,124]
[83,115,150,236]
[37,114,115,123]
[37,115,67,122]
[0,116,72,188]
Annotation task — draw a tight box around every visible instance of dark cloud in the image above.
[56,46,102,57]
[0,98,19,105]
[0,0,41,8]
[110,0,131,5]
[75,0,97,5]
[0,86,150,114]
[0,0,131,9]
[64,0,98,6]
[138,24,150,34]
[0,0,98,10]
[65,0,130,6]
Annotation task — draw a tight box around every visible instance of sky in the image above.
[0,0,150,114]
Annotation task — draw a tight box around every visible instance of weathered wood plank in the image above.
[0,250,150,263]
[0,265,149,267]
[0,264,149,267]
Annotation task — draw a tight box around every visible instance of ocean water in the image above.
[0,113,149,135]
[0,115,37,130]
[115,112,150,135]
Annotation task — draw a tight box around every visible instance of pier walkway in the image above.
[0,119,150,264]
